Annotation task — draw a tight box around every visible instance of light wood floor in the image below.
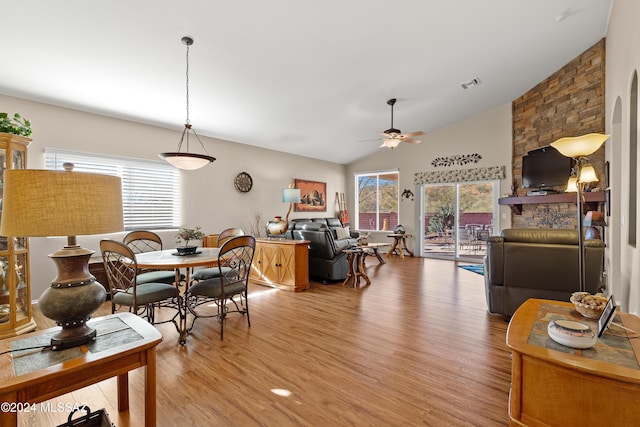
[20,256,511,426]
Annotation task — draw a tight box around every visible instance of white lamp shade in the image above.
[565,176,579,193]
[579,165,599,183]
[550,133,609,158]
[282,188,301,203]
[382,139,401,148]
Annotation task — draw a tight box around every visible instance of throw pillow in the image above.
[335,227,350,240]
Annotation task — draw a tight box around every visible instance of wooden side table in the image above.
[342,249,371,288]
[507,299,640,426]
[387,234,414,258]
[360,243,390,264]
[0,312,162,426]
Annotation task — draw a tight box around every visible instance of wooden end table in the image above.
[387,234,414,258]
[342,248,371,288]
[0,312,162,426]
[507,298,640,426]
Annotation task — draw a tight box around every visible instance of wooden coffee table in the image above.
[342,248,371,288]
[359,243,390,264]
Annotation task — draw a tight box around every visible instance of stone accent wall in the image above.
[511,39,606,229]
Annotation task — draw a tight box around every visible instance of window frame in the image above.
[44,148,181,231]
[354,169,400,232]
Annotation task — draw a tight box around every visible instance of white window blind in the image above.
[44,148,180,230]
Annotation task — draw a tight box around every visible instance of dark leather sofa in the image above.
[484,228,604,317]
[267,217,358,282]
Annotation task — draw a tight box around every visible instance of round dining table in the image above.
[135,247,220,344]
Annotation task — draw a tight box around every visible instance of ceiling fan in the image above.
[376,98,425,148]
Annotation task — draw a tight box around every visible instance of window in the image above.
[45,148,180,230]
[355,170,399,231]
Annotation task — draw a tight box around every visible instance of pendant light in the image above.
[159,36,216,170]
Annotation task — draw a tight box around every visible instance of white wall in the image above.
[346,103,513,251]
[605,0,640,314]
[0,94,346,298]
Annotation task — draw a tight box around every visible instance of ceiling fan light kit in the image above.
[159,36,216,170]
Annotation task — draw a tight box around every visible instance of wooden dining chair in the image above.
[100,239,181,329]
[191,227,245,282]
[123,230,182,285]
[186,235,256,340]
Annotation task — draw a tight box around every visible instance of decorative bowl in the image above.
[176,246,198,256]
[570,292,608,319]
[547,319,597,349]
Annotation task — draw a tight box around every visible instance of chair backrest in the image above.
[123,230,164,254]
[217,228,245,247]
[218,235,256,289]
[100,239,138,296]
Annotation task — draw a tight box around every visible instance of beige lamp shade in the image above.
[550,133,609,158]
[578,164,599,184]
[564,176,579,193]
[0,169,124,237]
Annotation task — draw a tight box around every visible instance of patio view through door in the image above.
[420,181,497,261]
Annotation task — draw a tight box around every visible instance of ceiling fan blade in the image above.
[400,131,425,138]
[401,138,422,144]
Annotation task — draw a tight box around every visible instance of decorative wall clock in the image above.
[234,171,253,193]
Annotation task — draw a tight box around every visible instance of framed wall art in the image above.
[294,179,327,212]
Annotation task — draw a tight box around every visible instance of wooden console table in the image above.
[249,239,310,292]
[0,312,162,426]
[507,299,640,427]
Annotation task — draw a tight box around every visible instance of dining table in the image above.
[135,247,220,344]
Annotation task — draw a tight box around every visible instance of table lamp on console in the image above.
[0,164,123,350]
[551,133,609,293]
[266,186,301,236]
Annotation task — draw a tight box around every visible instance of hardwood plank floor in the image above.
[19,256,511,426]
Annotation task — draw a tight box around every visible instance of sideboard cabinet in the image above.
[0,133,37,338]
[250,239,309,292]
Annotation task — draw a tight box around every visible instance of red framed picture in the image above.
[294,179,327,212]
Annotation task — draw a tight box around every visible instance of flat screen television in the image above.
[521,146,573,189]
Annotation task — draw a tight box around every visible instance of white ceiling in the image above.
[0,1,611,164]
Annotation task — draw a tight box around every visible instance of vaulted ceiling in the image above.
[0,1,611,164]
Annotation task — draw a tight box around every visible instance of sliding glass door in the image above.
[420,180,498,261]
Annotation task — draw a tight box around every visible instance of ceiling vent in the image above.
[461,78,481,90]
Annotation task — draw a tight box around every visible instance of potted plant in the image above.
[175,226,205,255]
[0,113,32,137]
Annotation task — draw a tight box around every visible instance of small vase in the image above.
[176,246,198,255]
[266,216,288,236]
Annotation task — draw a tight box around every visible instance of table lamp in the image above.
[266,187,301,236]
[0,165,123,350]
[551,133,609,292]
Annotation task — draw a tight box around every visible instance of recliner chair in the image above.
[484,228,604,318]
[292,222,353,282]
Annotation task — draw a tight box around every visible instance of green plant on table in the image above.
[0,113,32,137]
[175,226,205,247]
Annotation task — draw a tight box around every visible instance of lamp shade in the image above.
[550,133,609,158]
[578,165,599,184]
[564,176,579,193]
[383,139,401,148]
[282,188,301,203]
[0,169,124,237]
[159,152,216,171]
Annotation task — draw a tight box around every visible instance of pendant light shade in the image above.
[159,36,215,170]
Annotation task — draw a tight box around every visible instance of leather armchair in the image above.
[484,228,604,317]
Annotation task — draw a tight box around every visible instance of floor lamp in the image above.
[551,133,609,292]
[0,166,123,350]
